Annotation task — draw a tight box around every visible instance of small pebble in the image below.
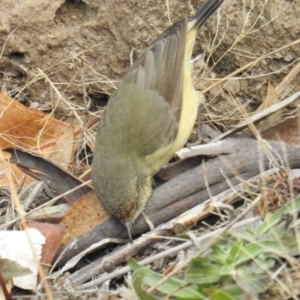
[227,5,235,14]
[283,53,293,62]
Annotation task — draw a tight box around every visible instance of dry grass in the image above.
[1,0,300,299]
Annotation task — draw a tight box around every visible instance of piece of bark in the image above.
[6,148,92,204]
[212,90,300,142]
[54,138,300,265]
[155,156,205,182]
[65,167,281,287]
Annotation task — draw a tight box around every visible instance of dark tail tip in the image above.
[191,0,224,29]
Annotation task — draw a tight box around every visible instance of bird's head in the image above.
[92,159,153,240]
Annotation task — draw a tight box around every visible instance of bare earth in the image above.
[0,0,300,299]
[0,0,299,124]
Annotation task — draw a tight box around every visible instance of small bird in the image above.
[92,0,223,239]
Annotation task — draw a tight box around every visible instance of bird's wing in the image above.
[120,18,188,153]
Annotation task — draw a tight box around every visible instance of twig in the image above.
[75,216,260,290]
[65,168,281,287]
[74,60,90,169]
[212,90,300,142]
[0,180,92,230]
[202,38,300,94]
[147,195,262,293]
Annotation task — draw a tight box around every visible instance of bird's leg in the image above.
[187,104,220,146]
[196,104,202,142]
[187,104,203,147]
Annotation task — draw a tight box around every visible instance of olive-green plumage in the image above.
[92,0,223,239]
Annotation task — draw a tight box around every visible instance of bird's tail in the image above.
[189,0,223,30]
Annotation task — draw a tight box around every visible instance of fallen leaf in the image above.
[0,93,81,188]
[256,82,282,131]
[261,116,300,147]
[28,221,65,276]
[0,94,78,157]
[60,191,109,244]
[6,148,92,204]
[0,229,45,290]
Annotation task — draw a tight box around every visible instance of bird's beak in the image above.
[124,221,133,241]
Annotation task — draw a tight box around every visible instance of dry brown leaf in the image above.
[48,126,74,170]
[27,221,65,277]
[60,191,108,245]
[0,161,32,188]
[0,149,32,188]
[0,94,81,187]
[261,116,300,147]
[0,93,78,159]
[293,177,300,190]
[256,81,282,131]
